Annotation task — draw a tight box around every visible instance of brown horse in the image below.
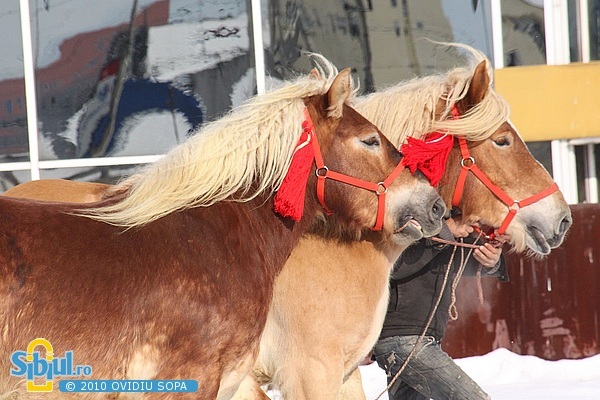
[3,179,109,203]
[3,47,573,399]
[230,46,571,399]
[0,66,444,399]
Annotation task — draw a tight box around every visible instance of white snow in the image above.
[359,348,600,400]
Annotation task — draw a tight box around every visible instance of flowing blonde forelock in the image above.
[353,42,510,147]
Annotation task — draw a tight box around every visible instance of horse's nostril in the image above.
[432,199,446,219]
[559,215,573,235]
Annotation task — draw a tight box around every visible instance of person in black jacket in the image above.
[372,214,509,400]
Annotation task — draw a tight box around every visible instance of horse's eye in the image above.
[493,136,510,147]
[362,136,381,147]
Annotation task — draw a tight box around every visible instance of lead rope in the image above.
[373,234,480,400]
[476,266,484,305]
[449,231,482,320]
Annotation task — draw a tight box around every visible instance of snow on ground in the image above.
[359,348,600,400]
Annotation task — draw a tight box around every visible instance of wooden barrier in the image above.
[443,204,600,360]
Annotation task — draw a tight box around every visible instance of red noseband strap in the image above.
[306,108,405,231]
[451,137,559,239]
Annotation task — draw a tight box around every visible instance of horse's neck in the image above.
[190,194,319,276]
[306,218,416,266]
[249,196,321,276]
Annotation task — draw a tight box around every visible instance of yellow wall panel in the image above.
[494,62,600,142]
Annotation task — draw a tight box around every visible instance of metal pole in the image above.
[99,0,139,158]
[585,143,598,203]
[490,0,504,69]
[19,0,40,180]
[251,0,266,95]
[545,0,578,203]
[577,0,591,62]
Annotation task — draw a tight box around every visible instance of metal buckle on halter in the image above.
[461,156,475,168]
[509,201,520,211]
[376,182,387,195]
[315,166,329,177]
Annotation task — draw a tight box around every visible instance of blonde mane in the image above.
[353,42,510,146]
[83,55,350,227]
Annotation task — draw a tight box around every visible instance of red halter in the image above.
[305,108,405,231]
[451,136,559,240]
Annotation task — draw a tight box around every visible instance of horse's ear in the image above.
[309,68,321,79]
[327,68,352,119]
[457,60,490,113]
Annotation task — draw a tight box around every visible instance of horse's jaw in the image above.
[394,217,424,241]
[391,210,446,243]
[523,218,571,256]
[525,225,552,255]
[510,198,573,256]
[463,207,572,257]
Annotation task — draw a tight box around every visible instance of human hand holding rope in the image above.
[473,242,503,268]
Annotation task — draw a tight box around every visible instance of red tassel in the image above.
[274,121,315,221]
[400,132,454,187]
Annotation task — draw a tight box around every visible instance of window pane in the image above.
[567,1,600,62]
[526,141,553,177]
[568,1,579,62]
[501,0,546,67]
[589,0,600,60]
[0,0,29,163]
[30,0,253,161]
[595,144,600,201]
[574,145,587,202]
[265,0,494,91]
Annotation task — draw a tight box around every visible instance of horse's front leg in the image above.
[275,354,346,400]
[228,375,271,400]
[339,367,367,400]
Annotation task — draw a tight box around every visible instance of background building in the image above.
[2,0,599,360]
[3,0,598,198]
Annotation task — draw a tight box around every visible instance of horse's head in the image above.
[304,68,445,241]
[440,61,572,255]
[352,43,572,255]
